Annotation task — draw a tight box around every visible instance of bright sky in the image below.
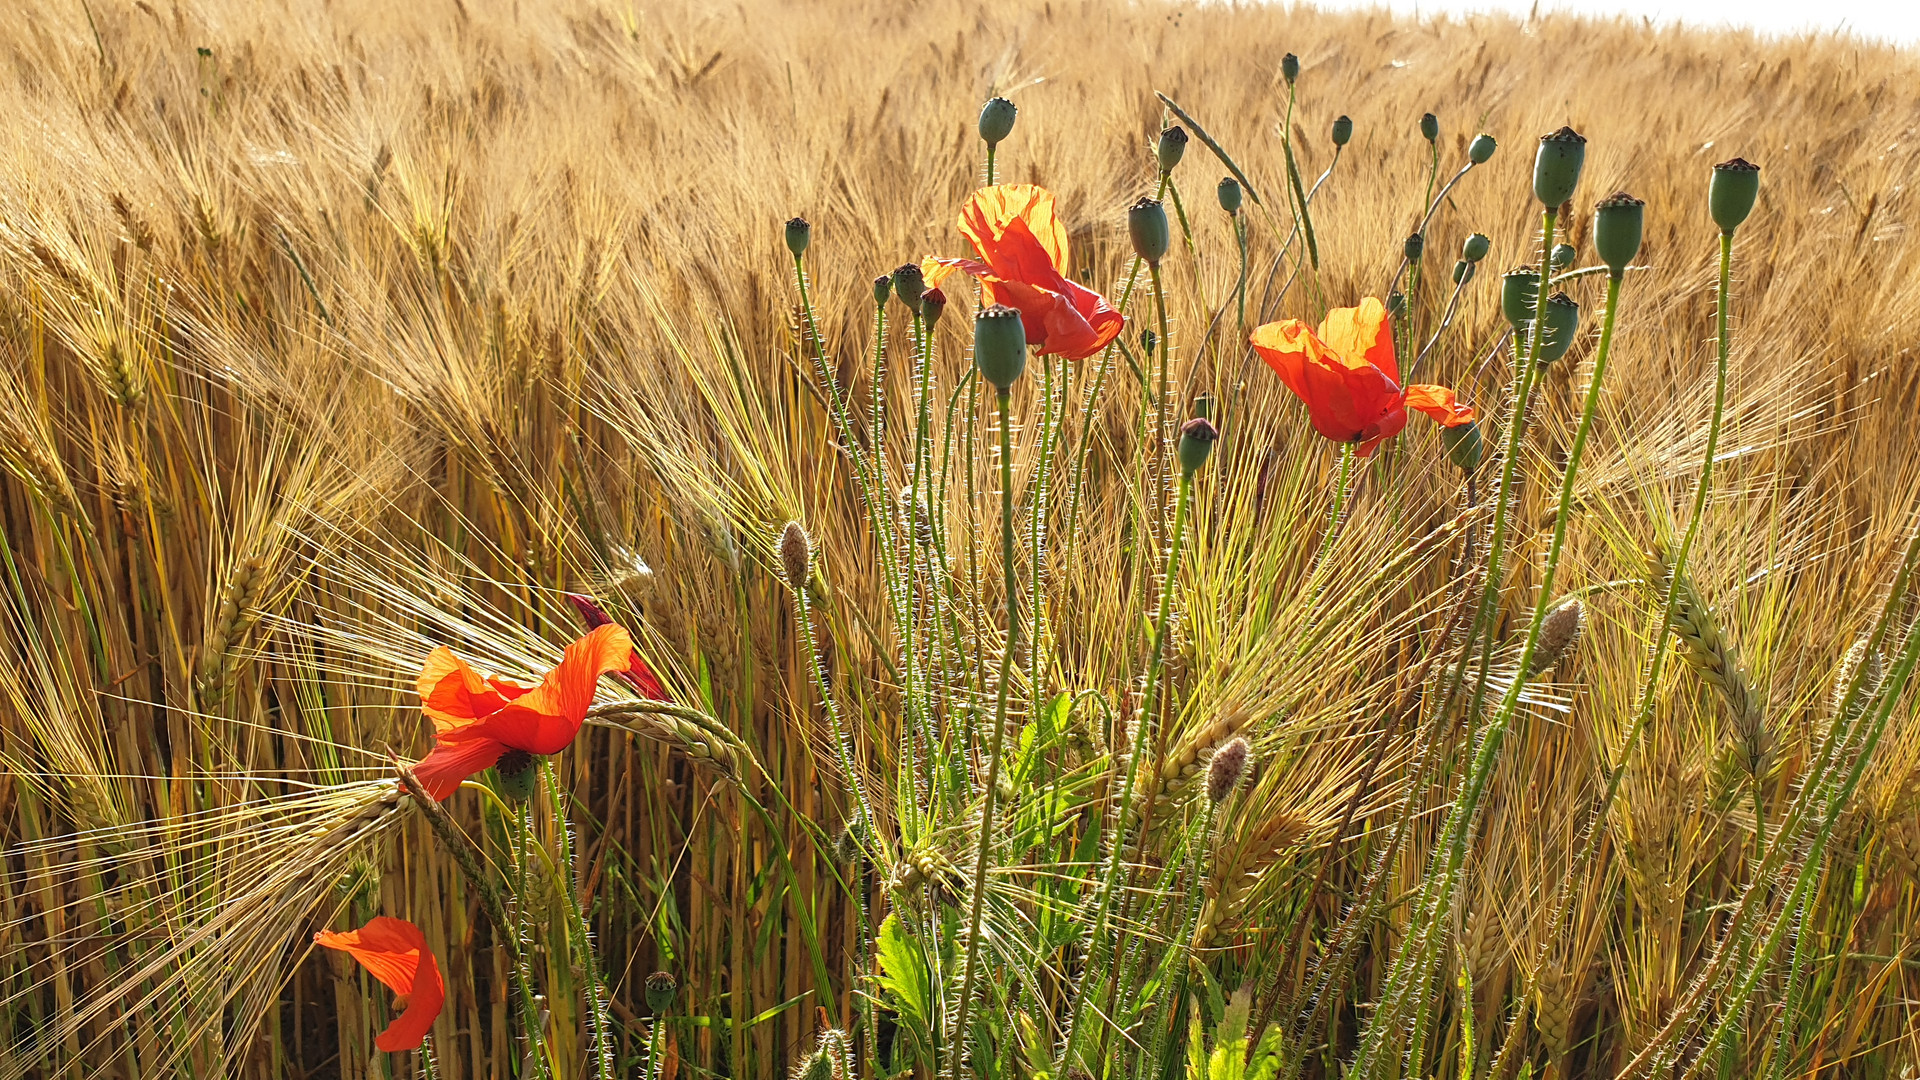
[1305,0,1920,45]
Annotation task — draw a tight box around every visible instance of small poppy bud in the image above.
[494,748,540,802]
[1331,115,1353,147]
[1404,233,1425,264]
[1551,243,1576,270]
[1156,126,1189,173]
[1441,421,1483,471]
[872,274,891,305]
[974,304,1028,390]
[1462,233,1490,263]
[797,1050,835,1080]
[565,592,615,631]
[1216,176,1243,215]
[891,263,926,317]
[1419,112,1439,142]
[1129,196,1170,265]
[778,520,811,592]
[1281,52,1300,84]
[645,971,677,1014]
[1452,259,1475,285]
[1536,291,1581,364]
[920,287,946,328]
[785,216,810,258]
[1177,416,1219,475]
[1207,736,1251,803]
[1709,157,1761,234]
[1140,328,1157,357]
[978,96,1018,147]
[1593,191,1645,276]
[1527,597,1588,676]
[1533,126,1587,208]
[1501,266,1539,331]
[1468,133,1497,165]
[1386,291,1407,320]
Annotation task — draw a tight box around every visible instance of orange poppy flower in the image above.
[314,916,445,1052]
[565,593,668,700]
[412,623,634,801]
[1250,298,1474,456]
[923,184,1125,360]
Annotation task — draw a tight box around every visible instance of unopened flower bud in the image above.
[778,520,812,592]
[1441,420,1483,471]
[1331,115,1353,147]
[1462,233,1490,263]
[920,287,946,328]
[1404,232,1425,264]
[1419,112,1439,142]
[1593,191,1645,276]
[565,592,615,631]
[1536,291,1581,364]
[785,216,810,258]
[1156,126,1189,173]
[1207,736,1251,803]
[1533,126,1587,208]
[645,971,677,1014]
[1139,328,1157,357]
[1129,196,1170,265]
[1386,291,1407,321]
[1526,597,1588,676]
[1468,133,1497,164]
[978,96,1018,147]
[1216,176,1242,215]
[1501,266,1539,332]
[1281,52,1300,84]
[1551,243,1576,271]
[494,749,540,802]
[891,263,926,317]
[1178,417,1219,475]
[1709,157,1761,234]
[1452,259,1474,285]
[974,304,1028,390]
[872,274,891,305]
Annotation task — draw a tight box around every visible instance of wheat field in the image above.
[3,0,1920,1077]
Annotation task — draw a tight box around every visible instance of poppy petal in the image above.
[417,647,519,734]
[1355,405,1410,457]
[957,185,1071,277]
[1252,320,1398,443]
[1318,298,1400,385]
[412,734,509,801]
[314,917,446,1052]
[1405,384,1476,427]
[471,623,634,755]
[618,654,669,701]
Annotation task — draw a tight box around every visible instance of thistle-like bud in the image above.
[494,749,540,802]
[785,216,811,258]
[1281,52,1300,84]
[1536,291,1581,364]
[1709,157,1761,234]
[1129,196,1170,265]
[1178,416,1219,475]
[795,1048,835,1080]
[1207,736,1251,803]
[1533,126,1587,208]
[1551,243,1575,271]
[1386,291,1407,321]
[1441,420,1483,471]
[1468,133,1497,164]
[1419,112,1439,142]
[1593,191,1645,277]
[891,263,926,317]
[872,274,891,305]
[1156,126,1189,173]
[645,971,677,1014]
[1501,266,1539,331]
[1462,233,1490,263]
[920,287,946,328]
[1527,597,1588,676]
[979,96,1018,147]
[1452,259,1475,285]
[974,304,1028,390]
[1216,176,1243,215]
[1331,115,1353,147]
[1404,232,1425,264]
[778,520,812,592]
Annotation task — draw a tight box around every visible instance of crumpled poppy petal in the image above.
[1318,298,1400,385]
[1252,320,1398,443]
[1404,384,1476,427]
[412,733,509,801]
[314,917,446,1052]
[417,648,524,734]
[958,185,1070,277]
[1356,405,1410,457]
[469,623,633,755]
[565,593,670,701]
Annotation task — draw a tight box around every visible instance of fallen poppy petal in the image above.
[314,917,446,1052]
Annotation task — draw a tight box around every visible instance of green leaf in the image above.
[874,915,931,1027]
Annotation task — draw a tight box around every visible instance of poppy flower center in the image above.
[495,748,537,778]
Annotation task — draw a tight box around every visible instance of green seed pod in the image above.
[1419,112,1439,142]
[1462,232,1491,263]
[1386,291,1407,320]
[974,304,1028,390]
[1441,420,1483,471]
[1501,266,1539,331]
[1331,115,1353,147]
[1551,243,1576,270]
[1281,52,1300,84]
[1404,232,1425,264]
[493,749,540,802]
[1452,259,1475,285]
[1468,133,1497,165]
[920,287,946,328]
[1536,291,1581,364]
[1216,176,1243,215]
[872,274,891,305]
[978,96,1017,147]
[891,263,926,317]
[1593,191,1645,276]
[1128,196,1170,265]
[1709,157,1761,234]
[645,971,677,1014]
[785,216,810,258]
[1156,126,1189,173]
[1177,417,1219,475]
[1533,126,1587,208]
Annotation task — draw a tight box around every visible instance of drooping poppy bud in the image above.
[1533,126,1587,208]
[1452,259,1475,285]
[1140,328,1157,358]
[1156,127,1189,173]
[1129,196,1170,265]
[1501,266,1539,332]
[1331,115,1353,147]
[872,274,891,305]
[1281,52,1300,84]
[974,304,1028,390]
[778,520,811,592]
[979,97,1018,147]
[1536,291,1581,364]
[891,263,926,317]
[920,287,946,328]
[1469,133,1497,164]
[645,971,678,1014]
[1404,233,1425,264]
[1709,158,1761,234]
[1441,420,1484,471]
[1207,736,1251,803]
[1419,112,1439,142]
[1462,233,1490,263]
[785,216,811,258]
[1217,176,1243,215]
[1593,191,1645,276]
[1178,416,1219,475]
[1527,597,1588,676]
[494,748,540,802]
[1551,243,1576,270]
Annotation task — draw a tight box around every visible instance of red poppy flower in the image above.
[412,623,634,801]
[1250,298,1474,456]
[313,916,445,1052]
[922,184,1125,360]
[564,593,668,700]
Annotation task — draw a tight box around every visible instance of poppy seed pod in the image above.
[974,304,1028,390]
[1441,420,1484,472]
[785,216,810,258]
[1533,126,1588,208]
[1462,232,1491,263]
[1452,259,1475,285]
[1404,232,1425,264]
[1331,115,1354,147]
[1386,291,1407,320]
[1710,158,1761,234]
[872,274,891,305]
[778,520,811,592]
[1178,416,1219,475]
[493,749,539,801]
[979,96,1018,147]
[1501,266,1540,331]
[1281,52,1300,84]
[1593,191,1645,276]
[1551,243,1576,270]
[1207,736,1251,803]
[920,287,946,328]
[1156,127,1189,173]
[1536,291,1581,364]
[891,263,926,317]
[1419,112,1439,142]
[645,971,677,1014]
[1217,176,1243,215]
[1128,196,1170,265]
[1469,133,1497,165]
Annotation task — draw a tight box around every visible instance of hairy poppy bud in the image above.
[920,287,946,328]
[1331,115,1353,147]
[778,520,811,592]
[1139,327,1157,357]
[1404,232,1425,264]
[494,749,539,802]
[1207,736,1251,803]
[1527,597,1588,676]
[891,263,926,317]
[1536,291,1581,364]
[1551,243,1576,270]
[1281,52,1300,84]
[978,96,1017,147]
[1177,416,1219,475]
[1216,176,1243,215]
[1386,291,1407,320]
[797,1050,834,1080]
[645,971,677,1014]
[1441,420,1483,471]
[1501,266,1539,331]
[785,216,810,258]
[1710,158,1761,234]
[1419,112,1439,142]
[1156,126,1189,173]
[1129,196,1170,265]
[872,274,891,305]
[1469,133,1497,165]
[1533,126,1587,208]
[1452,259,1475,285]
[1593,191,1645,276]
[974,304,1028,390]
[1462,233,1491,263]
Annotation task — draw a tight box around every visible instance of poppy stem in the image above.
[539,761,616,1080]
[985,143,997,186]
[1150,261,1172,498]
[1312,443,1355,574]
